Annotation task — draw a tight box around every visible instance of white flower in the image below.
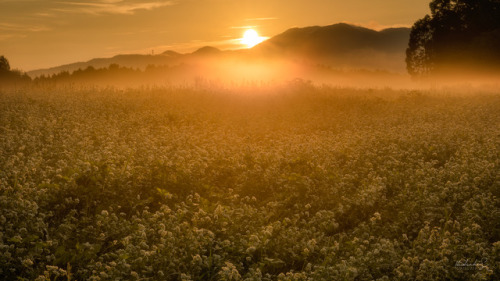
[22,258,33,267]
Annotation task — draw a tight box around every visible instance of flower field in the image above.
[0,84,499,280]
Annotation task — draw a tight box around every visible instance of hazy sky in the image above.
[0,0,430,70]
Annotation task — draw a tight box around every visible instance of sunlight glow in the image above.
[240,29,265,48]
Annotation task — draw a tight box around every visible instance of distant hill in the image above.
[28,23,410,77]
[252,23,410,71]
[256,23,409,55]
[28,51,183,78]
[191,46,222,56]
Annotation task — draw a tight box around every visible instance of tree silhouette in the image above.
[406,0,500,76]
[0,56,11,72]
[0,55,31,86]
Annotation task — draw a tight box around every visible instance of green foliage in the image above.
[0,85,499,280]
[406,0,500,76]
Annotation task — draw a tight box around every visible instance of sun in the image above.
[240,29,265,48]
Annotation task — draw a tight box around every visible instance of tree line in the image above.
[0,60,187,87]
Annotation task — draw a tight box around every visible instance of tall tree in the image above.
[0,56,11,72]
[0,56,31,86]
[406,0,500,76]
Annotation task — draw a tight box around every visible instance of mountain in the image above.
[191,46,222,56]
[28,23,410,77]
[255,23,409,55]
[252,23,410,71]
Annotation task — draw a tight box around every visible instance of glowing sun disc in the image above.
[241,29,264,48]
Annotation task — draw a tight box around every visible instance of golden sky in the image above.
[0,0,430,71]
